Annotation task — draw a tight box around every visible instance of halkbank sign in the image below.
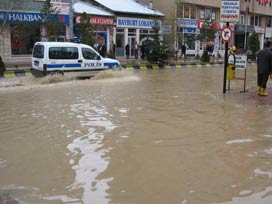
[0,11,69,24]
[117,17,161,29]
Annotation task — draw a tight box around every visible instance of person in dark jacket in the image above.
[181,43,186,60]
[257,40,272,96]
[98,39,107,57]
[125,44,130,59]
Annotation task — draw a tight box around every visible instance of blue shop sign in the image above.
[117,17,161,29]
[177,27,197,34]
[0,11,69,24]
[177,19,198,28]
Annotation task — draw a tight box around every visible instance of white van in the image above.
[31,42,120,77]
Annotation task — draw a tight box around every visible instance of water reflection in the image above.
[67,99,117,203]
[219,186,272,204]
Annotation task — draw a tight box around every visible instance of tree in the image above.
[40,0,60,41]
[197,18,216,62]
[248,31,260,56]
[146,20,169,64]
[75,12,94,46]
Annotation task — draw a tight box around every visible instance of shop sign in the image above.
[163,25,171,34]
[198,21,219,30]
[265,27,272,38]
[51,1,70,14]
[117,17,161,29]
[254,26,265,34]
[234,24,254,33]
[75,16,114,26]
[177,27,197,34]
[234,55,247,70]
[0,11,69,24]
[219,22,234,30]
[220,0,240,23]
[177,19,198,28]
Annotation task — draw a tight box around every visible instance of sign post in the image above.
[220,0,240,94]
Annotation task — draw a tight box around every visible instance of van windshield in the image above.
[33,45,44,59]
[49,47,79,59]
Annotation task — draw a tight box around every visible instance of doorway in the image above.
[128,36,136,58]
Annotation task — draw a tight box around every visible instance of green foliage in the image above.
[146,22,169,64]
[76,12,94,46]
[201,50,210,62]
[40,0,61,41]
[40,0,59,23]
[248,31,260,54]
[197,18,216,43]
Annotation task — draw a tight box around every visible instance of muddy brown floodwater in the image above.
[0,66,272,204]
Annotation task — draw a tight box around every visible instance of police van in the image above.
[31,42,120,77]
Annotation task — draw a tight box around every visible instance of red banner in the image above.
[75,16,114,26]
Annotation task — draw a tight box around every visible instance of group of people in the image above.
[125,41,139,59]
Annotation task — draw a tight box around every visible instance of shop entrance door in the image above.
[128,36,136,58]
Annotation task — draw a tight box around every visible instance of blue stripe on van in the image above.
[47,64,81,69]
[104,62,119,67]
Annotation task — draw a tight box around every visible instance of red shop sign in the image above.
[75,16,114,26]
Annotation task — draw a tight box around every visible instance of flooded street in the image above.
[0,65,272,204]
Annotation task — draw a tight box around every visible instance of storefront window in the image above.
[116,29,125,57]
[46,24,66,42]
[183,34,196,50]
[10,24,40,55]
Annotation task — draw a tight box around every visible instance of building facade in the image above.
[0,0,164,65]
[139,0,272,56]
[0,0,71,64]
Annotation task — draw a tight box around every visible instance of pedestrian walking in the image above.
[110,41,116,58]
[181,43,186,60]
[256,40,272,96]
[134,41,139,59]
[125,43,130,59]
[141,43,146,60]
[98,39,106,57]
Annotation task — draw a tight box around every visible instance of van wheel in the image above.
[47,71,64,76]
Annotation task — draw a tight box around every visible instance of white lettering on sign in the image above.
[8,13,41,22]
[84,62,103,67]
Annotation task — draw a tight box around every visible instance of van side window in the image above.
[49,47,79,59]
[33,45,44,58]
[82,48,100,60]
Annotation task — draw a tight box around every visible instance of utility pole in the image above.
[69,0,74,41]
[244,2,249,50]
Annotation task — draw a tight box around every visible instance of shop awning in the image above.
[73,1,114,16]
[94,0,164,16]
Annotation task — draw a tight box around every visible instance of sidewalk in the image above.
[4,55,224,70]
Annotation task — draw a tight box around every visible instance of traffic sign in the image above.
[220,0,240,23]
[221,26,232,43]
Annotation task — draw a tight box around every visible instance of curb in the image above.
[122,61,256,70]
[122,62,224,70]
[0,62,256,78]
[0,69,31,78]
